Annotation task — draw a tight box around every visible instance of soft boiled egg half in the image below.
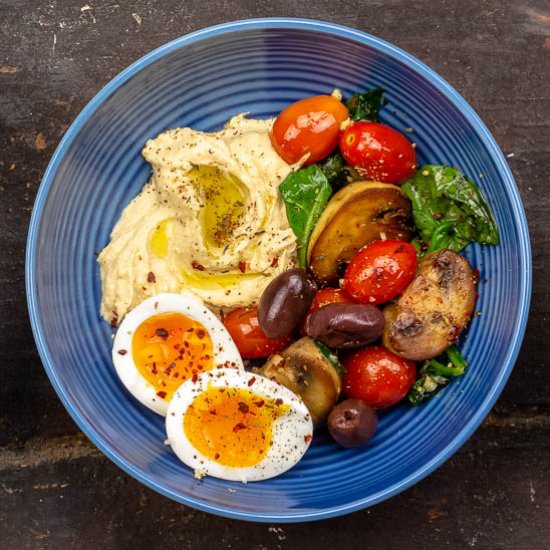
[112,292,243,416]
[166,369,313,482]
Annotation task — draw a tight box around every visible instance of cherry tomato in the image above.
[300,287,356,334]
[339,121,417,183]
[223,307,290,359]
[342,240,417,305]
[343,346,416,408]
[271,95,349,165]
[309,288,356,313]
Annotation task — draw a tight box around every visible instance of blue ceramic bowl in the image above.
[26,19,531,522]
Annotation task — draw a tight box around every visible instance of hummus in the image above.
[98,115,298,323]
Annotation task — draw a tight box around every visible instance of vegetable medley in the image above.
[107,86,499,480]
[224,88,498,448]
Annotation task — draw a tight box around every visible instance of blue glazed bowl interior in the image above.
[27,19,530,522]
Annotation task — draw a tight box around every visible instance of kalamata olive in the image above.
[304,303,384,349]
[327,398,378,448]
[258,268,317,338]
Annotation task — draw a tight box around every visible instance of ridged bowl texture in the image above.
[26,19,531,522]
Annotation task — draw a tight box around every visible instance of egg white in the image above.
[112,292,244,416]
[166,369,313,482]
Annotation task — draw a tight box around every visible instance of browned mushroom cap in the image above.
[383,249,477,361]
[255,337,341,427]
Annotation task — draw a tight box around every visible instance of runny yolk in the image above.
[183,387,289,467]
[132,313,214,400]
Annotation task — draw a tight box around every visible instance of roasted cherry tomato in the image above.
[339,121,417,183]
[309,288,356,313]
[300,287,356,334]
[271,95,349,165]
[342,240,417,305]
[223,307,290,359]
[343,346,416,408]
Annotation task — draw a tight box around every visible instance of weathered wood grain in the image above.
[2,421,550,550]
[1,0,550,546]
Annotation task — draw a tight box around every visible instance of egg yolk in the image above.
[132,313,214,400]
[183,386,289,467]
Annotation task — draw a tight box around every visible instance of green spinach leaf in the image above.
[279,166,333,268]
[346,87,385,122]
[314,339,344,375]
[407,346,467,405]
[318,152,361,189]
[401,165,499,254]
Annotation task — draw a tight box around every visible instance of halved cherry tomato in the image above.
[343,346,416,408]
[223,306,291,359]
[339,121,417,183]
[342,240,417,305]
[300,287,356,334]
[271,95,349,165]
[309,287,356,313]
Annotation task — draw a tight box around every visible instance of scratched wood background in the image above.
[1,1,550,548]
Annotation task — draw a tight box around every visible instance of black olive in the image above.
[304,303,384,349]
[258,269,317,338]
[328,399,378,448]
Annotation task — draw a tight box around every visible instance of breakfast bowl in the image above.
[26,18,531,522]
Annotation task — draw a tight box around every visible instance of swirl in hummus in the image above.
[98,115,298,324]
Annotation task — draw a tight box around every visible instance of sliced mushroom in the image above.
[307,181,413,284]
[383,249,477,361]
[254,337,341,427]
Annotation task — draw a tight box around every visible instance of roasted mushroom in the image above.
[254,337,341,427]
[383,249,477,361]
[307,181,414,284]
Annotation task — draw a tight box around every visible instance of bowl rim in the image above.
[26,17,532,523]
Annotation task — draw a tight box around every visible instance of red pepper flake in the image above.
[214,453,220,460]
[275,398,283,406]
[156,391,167,399]
[110,312,118,328]
[233,422,246,432]
[247,376,256,387]
[209,409,217,415]
[196,329,206,339]
[254,400,265,408]
[238,260,247,273]
[155,328,168,339]
[147,271,156,283]
[271,256,279,267]
[151,362,158,374]
[173,343,180,350]
[164,362,176,375]
[192,374,198,383]
[304,434,312,443]
[238,402,249,414]
[117,349,127,356]
[191,261,205,271]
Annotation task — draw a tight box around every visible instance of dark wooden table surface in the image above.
[1,1,549,548]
